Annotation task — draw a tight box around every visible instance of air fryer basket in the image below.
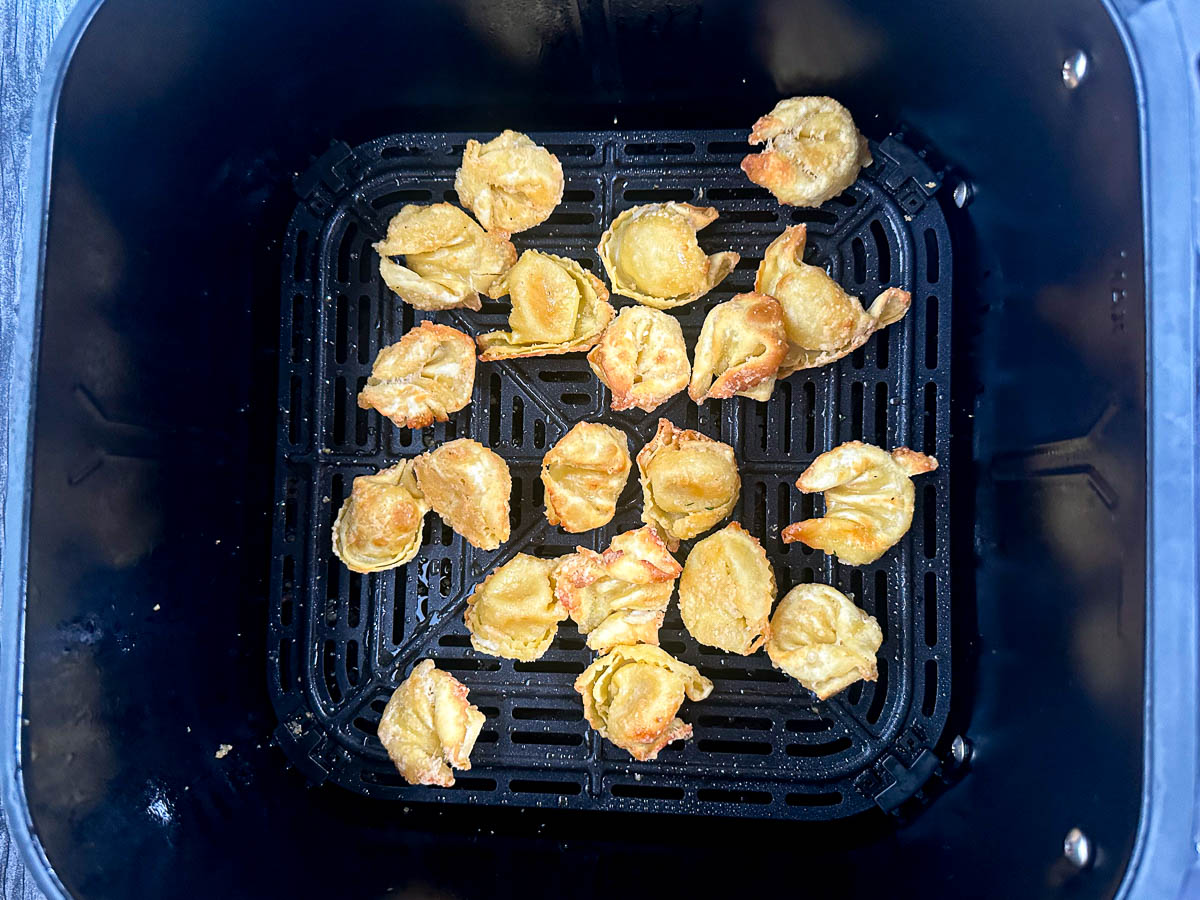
[8,0,1197,897]
[270,130,953,816]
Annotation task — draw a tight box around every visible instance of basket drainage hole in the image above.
[697,788,772,805]
[696,739,772,756]
[610,783,684,801]
[923,659,939,716]
[511,731,584,747]
[785,736,853,757]
[435,657,501,673]
[697,715,771,731]
[785,791,842,807]
[785,718,832,733]
[865,658,889,724]
[449,777,497,791]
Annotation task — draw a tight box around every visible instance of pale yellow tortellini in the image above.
[783,441,938,565]
[464,553,566,661]
[587,305,690,412]
[636,418,740,551]
[377,659,486,787]
[413,438,512,550]
[455,130,564,234]
[741,96,872,207]
[678,522,776,655]
[574,644,713,761]
[374,203,516,311]
[766,583,883,699]
[756,225,911,375]
[540,422,631,533]
[598,203,739,309]
[332,460,428,574]
[476,250,614,360]
[688,292,789,403]
[357,322,476,429]
[553,526,681,652]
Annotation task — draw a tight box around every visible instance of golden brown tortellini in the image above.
[598,203,739,309]
[689,292,788,403]
[783,441,938,565]
[413,438,512,550]
[377,659,486,787]
[587,306,690,412]
[357,323,476,429]
[476,250,614,360]
[455,130,564,234]
[678,523,775,655]
[766,583,883,699]
[574,644,713,761]
[553,526,681,651]
[637,418,740,551]
[464,553,566,661]
[332,461,427,573]
[740,96,872,207]
[756,225,911,375]
[540,422,631,533]
[374,203,517,311]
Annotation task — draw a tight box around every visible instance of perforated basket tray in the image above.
[268,130,953,820]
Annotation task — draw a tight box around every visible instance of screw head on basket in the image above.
[950,735,972,766]
[1063,827,1093,868]
[1062,50,1089,89]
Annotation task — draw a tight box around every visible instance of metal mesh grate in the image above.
[269,130,953,819]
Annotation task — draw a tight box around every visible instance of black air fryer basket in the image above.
[271,130,952,816]
[4,1,1199,898]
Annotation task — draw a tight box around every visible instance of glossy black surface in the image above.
[21,0,1144,896]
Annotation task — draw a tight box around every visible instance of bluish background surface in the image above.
[1,1,75,896]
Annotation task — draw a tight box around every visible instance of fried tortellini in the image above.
[756,225,911,374]
[413,438,512,550]
[455,130,564,234]
[378,659,486,787]
[598,203,739,309]
[553,526,681,652]
[689,292,788,403]
[332,461,428,573]
[540,422,631,533]
[476,250,614,360]
[783,441,938,565]
[766,583,883,699]
[357,323,476,429]
[678,523,775,655]
[587,306,690,412]
[637,418,740,550]
[464,553,566,661]
[574,645,713,761]
[740,96,872,207]
[374,203,516,311]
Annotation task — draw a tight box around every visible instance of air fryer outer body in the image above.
[3,0,1197,898]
